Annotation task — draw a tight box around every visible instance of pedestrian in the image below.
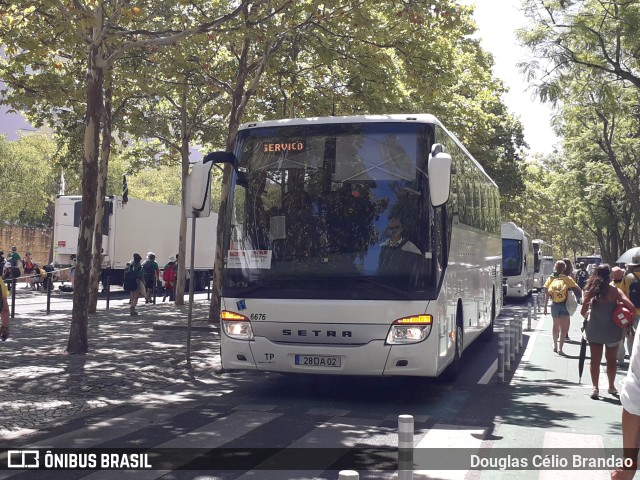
[581,264,635,400]
[7,245,20,267]
[23,252,35,289]
[0,250,5,273]
[613,266,634,366]
[611,324,640,480]
[142,252,160,304]
[576,262,589,302]
[544,260,580,354]
[0,275,9,341]
[620,256,640,365]
[2,259,12,293]
[563,257,577,282]
[6,245,22,291]
[123,253,144,316]
[162,256,177,302]
[562,258,578,341]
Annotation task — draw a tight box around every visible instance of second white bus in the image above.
[501,222,534,298]
[532,239,552,291]
[208,114,502,378]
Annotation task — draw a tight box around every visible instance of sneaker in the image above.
[608,387,618,395]
[558,349,565,356]
[553,346,557,353]
[590,387,599,399]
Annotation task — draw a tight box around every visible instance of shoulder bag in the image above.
[612,303,634,329]
[566,289,578,316]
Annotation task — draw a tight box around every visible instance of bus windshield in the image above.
[502,238,523,276]
[222,122,440,300]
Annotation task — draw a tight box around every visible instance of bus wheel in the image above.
[440,320,463,382]
[480,293,495,342]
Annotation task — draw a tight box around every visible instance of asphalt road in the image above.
[0,288,629,480]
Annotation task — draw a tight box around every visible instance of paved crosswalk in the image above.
[0,401,620,480]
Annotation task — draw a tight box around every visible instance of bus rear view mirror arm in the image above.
[203,151,247,187]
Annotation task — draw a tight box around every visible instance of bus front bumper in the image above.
[221,336,442,377]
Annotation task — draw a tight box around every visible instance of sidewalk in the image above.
[0,296,222,440]
[485,299,628,479]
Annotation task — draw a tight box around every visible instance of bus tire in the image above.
[480,292,496,342]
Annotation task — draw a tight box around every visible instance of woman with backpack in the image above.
[543,260,580,355]
[581,264,635,399]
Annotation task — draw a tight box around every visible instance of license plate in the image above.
[295,355,341,367]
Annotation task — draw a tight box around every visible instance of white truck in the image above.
[52,195,217,290]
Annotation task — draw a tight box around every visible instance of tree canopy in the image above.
[1,0,531,352]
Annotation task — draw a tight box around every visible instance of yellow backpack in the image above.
[549,276,568,303]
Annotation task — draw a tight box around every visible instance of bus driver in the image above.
[378,218,422,283]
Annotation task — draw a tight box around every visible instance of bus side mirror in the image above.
[203,151,236,165]
[428,151,452,207]
[203,151,247,187]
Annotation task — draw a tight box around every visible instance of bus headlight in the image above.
[509,281,523,288]
[221,310,254,340]
[386,314,432,344]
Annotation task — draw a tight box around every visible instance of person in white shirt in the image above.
[378,218,422,284]
[612,325,640,479]
[379,218,420,254]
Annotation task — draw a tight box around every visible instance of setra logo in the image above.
[7,450,39,468]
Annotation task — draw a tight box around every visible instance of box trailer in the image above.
[52,195,217,290]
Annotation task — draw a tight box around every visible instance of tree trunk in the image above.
[89,79,112,314]
[67,20,104,354]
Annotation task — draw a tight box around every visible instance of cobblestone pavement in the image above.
[0,296,224,440]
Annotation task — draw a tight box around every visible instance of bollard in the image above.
[10,275,16,319]
[398,414,414,480]
[497,328,505,383]
[105,269,111,311]
[518,313,524,350]
[511,313,521,358]
[533,294,538,315]
[528,301,533,331]
[46,269,52,315]
[504,320,511,372]
[339,471,359,479]
[509,317,518,363]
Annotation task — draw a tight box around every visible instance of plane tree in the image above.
[519,0,640,224]
[0,0,250,353]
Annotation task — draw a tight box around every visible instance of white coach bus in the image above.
[207,114,502,378]
[532,239,552,290]
[501,222,534,298]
